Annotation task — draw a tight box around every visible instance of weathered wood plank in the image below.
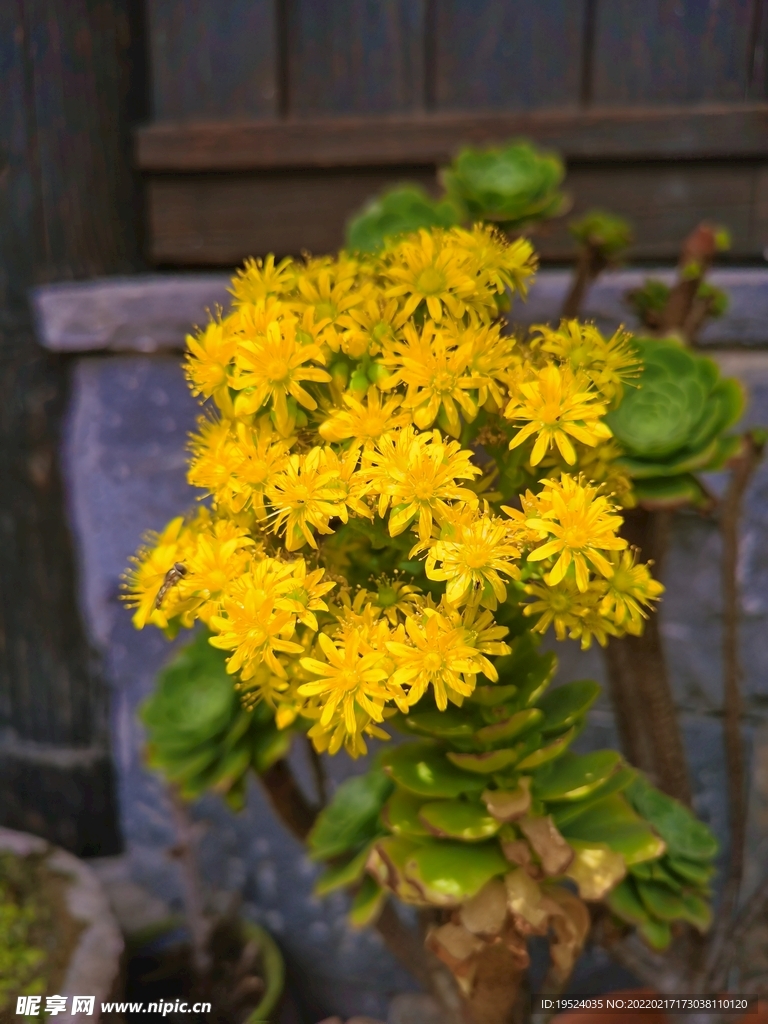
[0,0,138,854]
[146,166,439,264]
[593,0,754,105]
[433,0,585,111]
[32,268,768,355]
[538,161,760,261]
[141,159,765,265]
[146,0,277,119]
[287,0,425,115]
[136,105,768,171]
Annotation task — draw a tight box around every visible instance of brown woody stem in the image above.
[168,787,212,977]
[605,509,691,804]
[561,246,606,319]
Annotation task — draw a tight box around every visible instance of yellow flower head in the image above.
[530,321,641,403]
[185,319,238,403]
[379,320,478,437]
[451,226,537,299]
[600,548,664,635]
[122,516,192,629]
[299,631,397,741]
[208,559,304,678]
[505,363,612,466]
[383,229,479,324]
[319,386,411,448]
[229,316,331,429]
[508,473,627,591]
[361,427,480,542]
[176,518,255,624]
[425,507,521,609]
[524,577,617,650]
[293,256,369,351]
[230,255,297,305]
[338,296,400,358]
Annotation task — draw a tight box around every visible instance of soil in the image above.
[0,852,85,1024]
[123,917,270,1024]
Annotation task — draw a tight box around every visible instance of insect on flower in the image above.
[155,562,188,609]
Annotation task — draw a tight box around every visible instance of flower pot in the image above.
[0,826,124,1022]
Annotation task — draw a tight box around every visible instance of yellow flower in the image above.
[458,319,519,409]
[524,578,617,650]
[293,256,369,351]
[266,446,366,550]
[318,386,411,447]
[122,516,192,629]
[361,427,480,542]
[370,577,425,626]
[299,632,394,740]
[379,320,478,436]
[599,549,664,635]
[177,519,255,624]
[511,474,627,591]
[276,560,336,631]
[187,417,239,508]
[229,317,331,429]
[504,363,612,465]
[185,319,238,404]
[451,226,537,300]
[383,229,479,324]
[386,610,492,710]
[338,296,400,357]
[208,561,304,678]
[228,419,293,517]
[425,508,521,609]
[230,254,296,305]
[530,321,641,403]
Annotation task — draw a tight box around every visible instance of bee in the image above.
[155,562,188,609]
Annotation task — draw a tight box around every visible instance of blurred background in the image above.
[3,2,768,1020]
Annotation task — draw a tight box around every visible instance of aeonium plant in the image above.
[124,225,717,1024]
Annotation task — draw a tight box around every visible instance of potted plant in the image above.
[121,215,735,1023]
[0,827,123,1022]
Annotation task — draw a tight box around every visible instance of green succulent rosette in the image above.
[308,632,717,954]
[141,631,291,810]
[441,141,568,233]
[346,185,460,254]
[607,338,744,508]
[569,210,633,261]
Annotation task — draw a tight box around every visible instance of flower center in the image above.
[416,267,447,295]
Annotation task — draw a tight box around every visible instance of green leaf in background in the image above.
[349,875,387,928]
[442,141,568,231]
[536,680,601,736]
[625,775,719,862]
[345,185,459,253]
[308,769,393,861]
[569,210,633,261]
[382,788,431,838]
[560,794,666,865]
[607,878,672,951]
[406,840,508,903]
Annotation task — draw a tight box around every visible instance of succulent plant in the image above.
[627,279,729,335]
[569,210,633,262]
[607,338,744,507]
[141,631,291,810]
[346,185,460,254]
[441,141,568,233]
[308,631,717,979]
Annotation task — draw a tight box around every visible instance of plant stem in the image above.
[168,786,212,977]
[560,246,605,319]
[605,508,691,804]
[259,758,318,841]
[702,434,763,983]
[306,735,328,807]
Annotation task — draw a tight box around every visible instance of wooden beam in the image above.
[136,103,768,171]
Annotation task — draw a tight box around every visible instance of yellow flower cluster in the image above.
[124,225,660,756]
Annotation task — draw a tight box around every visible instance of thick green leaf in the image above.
[550,767,637,827]
[629,858,683,894]
[346,184,459,253]
[533,751,622,803]
[382,788,431,838]
[607,879,672,951]
[315,843,372,896]
[631,474,708,509]
[469,683,519,707]
[348,875,387,928]
[537,680,601,735]
[406,840,508,903]
[636,879,691,921]
[474,709,543,747]
[209,742,251,792]
[560,794,666,865]
[309,769,394,861]
[419,799,501,841]
[515,727,576,770]
[447,748,522,774]
[397,706,479,739]
[383,744,486,797]
[626,775,718,861]
[665,855,716,887]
